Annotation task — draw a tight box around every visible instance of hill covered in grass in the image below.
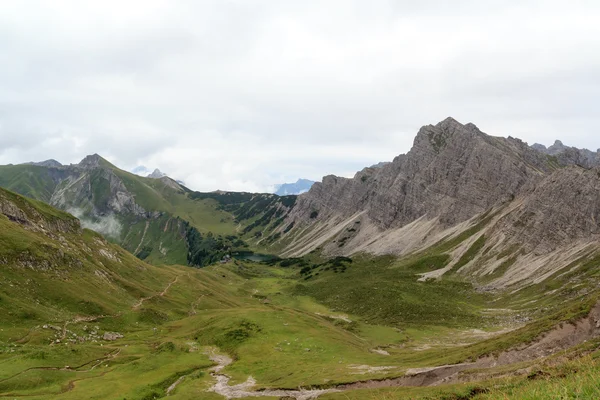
[0,156,296,267]
[2,186,600,399]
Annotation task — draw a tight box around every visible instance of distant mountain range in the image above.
[131,166,185,185]
[273,178,316,195]
[0,154,293,266]
[5,118,600,293]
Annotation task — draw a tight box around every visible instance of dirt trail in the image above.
[189,294,205,316]
[132,275,180,310]
[0,348,121,385]
[206,348,338,399]
[203,302,600,398]
[166,375,187,395]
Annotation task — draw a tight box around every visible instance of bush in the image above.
[280,258,305,268]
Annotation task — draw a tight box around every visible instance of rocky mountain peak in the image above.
[147,169,167,179]
[78,154,105,169]
[547,140,568,154]
[530,139,600,168]
[274,178,316,195]
[25,159,63,168]
[286,117,555,253]
[412,117,482,155]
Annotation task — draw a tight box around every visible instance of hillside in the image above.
[2,186,600,399]
[0,156,296,267]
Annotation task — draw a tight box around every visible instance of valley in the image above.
[2,118,600,398]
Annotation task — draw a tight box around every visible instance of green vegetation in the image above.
[0,160,299,268]
[185,225,249,267]
[450,235,486,272]
[292,255,486,327]
[428,131,448,153]
[0,164,60,202]
[2,186,600,399]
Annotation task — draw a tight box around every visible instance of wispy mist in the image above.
[67,208,122,239]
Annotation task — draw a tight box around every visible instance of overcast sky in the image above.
[1,1,599,192]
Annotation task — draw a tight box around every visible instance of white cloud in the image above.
[0,0,599,191]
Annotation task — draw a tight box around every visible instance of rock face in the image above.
[0,188,81,235]
[147,169,167,179]
[531,140,600,168]
[51,166,146,217]
[289,118,552,230]
[78,154,106,169]
[274,118,600,288]
[496,165,600,253]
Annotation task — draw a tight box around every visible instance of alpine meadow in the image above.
[2,2,600,399]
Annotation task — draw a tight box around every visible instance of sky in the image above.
[1,0,599,192]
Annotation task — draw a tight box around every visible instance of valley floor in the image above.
[2,259,600,399]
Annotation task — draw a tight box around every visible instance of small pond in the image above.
[231,252,278,262]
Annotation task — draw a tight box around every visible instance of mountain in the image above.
[147,168,167,179]
[249,118,600,292]
[2,175,600,399]
[273,178,316,195]
[132,165,185,185]
[23,159,63,168]
[531,139,600,168]
[5,120,600,398]
[0,185,182,325]
[4,118,600,293]
[0,155,295,267]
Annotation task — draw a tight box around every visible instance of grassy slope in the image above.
[107,168,239,236]
[0,165,58,202]
[0,190,484,398]
[0,161,297,267]
[2,187,600,399]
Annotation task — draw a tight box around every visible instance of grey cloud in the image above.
[0,1,599,191]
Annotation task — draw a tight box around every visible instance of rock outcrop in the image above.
[288,117,552,231]
[496,165,600,253]
[273,118,600,289]
[532,140,600,168]
[147,169,167,179]
[0,188,81,234]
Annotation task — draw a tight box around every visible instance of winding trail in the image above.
[202,301,600,398]
[189,294,205,316]
[166,376,187,395]
[0,348,121,385]
[132,275,180,310]
[206,348,338,399]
